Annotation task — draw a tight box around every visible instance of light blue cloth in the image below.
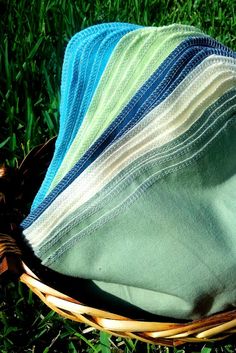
[32,23,140,210]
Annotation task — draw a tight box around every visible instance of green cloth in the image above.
[25,56,236,252]
[49,25,203,188]
[39,88,236,319]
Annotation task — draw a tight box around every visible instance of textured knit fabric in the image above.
[44,102,236,320]
[36,88,236,261]
[32,23,140,210]
[22,36,235,229]
[49,25,204,189]
[24,55,236,249]
[21,23,236,320]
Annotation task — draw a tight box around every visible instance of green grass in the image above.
[0,0,236,352]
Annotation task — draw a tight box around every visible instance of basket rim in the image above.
[19,261,236,347]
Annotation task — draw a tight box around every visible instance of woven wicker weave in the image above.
[1,237,236,347]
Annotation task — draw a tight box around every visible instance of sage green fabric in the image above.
[44,108,236,319]
[25,56,236,250]
[40,87,236,259]
[21,23,236,320]
[35,89,236,262]
[49,24,203,188]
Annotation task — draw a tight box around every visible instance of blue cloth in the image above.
[32,22,140,210]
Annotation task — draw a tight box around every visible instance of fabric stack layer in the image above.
[21,23,236,320]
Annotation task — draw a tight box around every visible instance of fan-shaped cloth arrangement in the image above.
[21,23,236,323]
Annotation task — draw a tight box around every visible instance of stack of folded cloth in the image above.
[21,23,236,320]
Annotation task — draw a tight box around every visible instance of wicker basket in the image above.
[1,235,236,348]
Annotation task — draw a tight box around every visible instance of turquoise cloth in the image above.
[32,23,140,210]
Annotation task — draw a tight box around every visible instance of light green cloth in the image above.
[21,25,236,320]
[49,25,203,189]
[40,88,236,259]
[25,56,236,250]
[44,102,236,319]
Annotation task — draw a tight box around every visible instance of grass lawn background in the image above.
[0,0,235,352]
